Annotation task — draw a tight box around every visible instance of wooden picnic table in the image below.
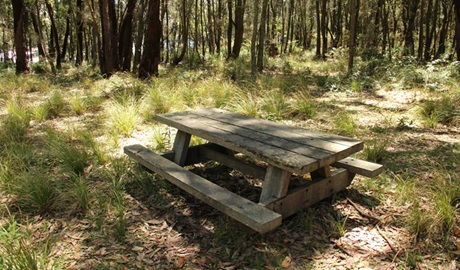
[125,108,383,233]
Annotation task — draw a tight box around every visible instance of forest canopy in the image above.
[2,0,460,76]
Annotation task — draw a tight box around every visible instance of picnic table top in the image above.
[155,108,364,175]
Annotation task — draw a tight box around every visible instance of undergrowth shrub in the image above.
[1,97,31,140]
[289,92,316,119]
[14,171,59,214]
[334,111,357,136]
[261,90,288,120]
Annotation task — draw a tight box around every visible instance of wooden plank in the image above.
[184,111,338,167]
[200,145,267,179]
[156,112,317,174]
[194,108,363,150]
[124,144,282,234]
[311,165,332,179]
[333,157,384,178]
[172,130,191,166]
[259,166,292,205]
[265,169,353,218]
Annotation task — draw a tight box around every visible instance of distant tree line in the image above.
[3,0,460,76]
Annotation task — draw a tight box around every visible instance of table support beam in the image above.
[259,166,292,205]
[172,130,191,166]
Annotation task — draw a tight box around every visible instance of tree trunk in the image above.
[402,0,419,56]
[11,0,29,74]
[133,0,147,72]
[436,0,452,58]
[454,0,460,60]
[76,0,84,66]
[251,0,260,75]
[348,0,359,74]
[61,6,72,61]
[232,0,245,58]
[227,0,233,58]
[45,0,62,69]
[320,0,328,58]
[173,0,188,65]
[139,0,161,78]
[119,0,137,71]
[418,0,425,60]
[257,0,269,71]
[315,0,321,57]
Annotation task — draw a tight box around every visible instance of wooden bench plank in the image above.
[156,112,318,174]
[333,157,384,178]
[124,144,282,234]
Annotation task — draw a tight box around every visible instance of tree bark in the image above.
[320,0,328,59]
[402,0,419,56]
[454,0,460,60]
[11,0,29,74]
[315,0,321,57]
[133,0,147,72]
[227,0,233,58]
[119,0,137,71]
[45,0,62,69]
[172,0,188,65]
[348,0,359,74]
[139,0,161,78]
[251,0,260,75]
[257,0,268,71]
[231,0,245,58]
[61,6,72,61]
[76,0,84,66]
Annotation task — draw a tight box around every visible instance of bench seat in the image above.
[333,157,383,178]
[124,144,282,234]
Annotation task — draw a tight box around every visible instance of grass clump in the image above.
[227,91,259,117]
[44,129,91,175]
[14,171,59,214]
[361,139,388,163]
[105,97,142,137]
[289,92,316,119]
[333,111,357,136]
[69,94,88,115]
[2,97,31,140]
[419,95,459,127]
[261,90,288,120]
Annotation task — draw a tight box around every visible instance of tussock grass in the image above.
[104,96,142,137]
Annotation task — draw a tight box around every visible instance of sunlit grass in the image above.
[104,96,142,137]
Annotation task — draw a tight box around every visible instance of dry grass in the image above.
[0,57,459,269]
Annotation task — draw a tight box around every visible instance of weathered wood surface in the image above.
[333,157,384,178]
[265,168,353,218]
[259,166,292,205]
[155,109,364,174]
[124,144,282,234]
[172,130,191,166]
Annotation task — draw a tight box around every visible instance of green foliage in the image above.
[334,111,357,136]
[44,129,90,175]
[261,90,288,120]
[104,96,142,137]
[47,90,66,117]
[419,96,459,127]
[361,139,388,163]
[69,94,88,115]
[227,91,259,117]
[14,172,59,214]
[1,97,31,140]
[224,57,249,81]
[289,92,316,118]
[32,103,51,122]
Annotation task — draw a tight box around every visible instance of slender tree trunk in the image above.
[227,0,233,58]
[45,0,62,69]
[11,0,29,74]
[315,0,321,57]
[133,0,147,72]
[108,0,119,70]
[257,0,268,71]
[61,7,72,61]
[418,0,425,60]
[402,0,419,56]
[139,0,161,78]
[348,0,359,74]
[232,0,245,58]
[119,0,137,71]
[321,0,328,58]
[76,0,84,66]
[436,0,452,58]
[454,0,460,60]
[251,0,260,75]
[173,0,188,65]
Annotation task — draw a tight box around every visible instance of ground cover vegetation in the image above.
[1,0,460,269]
[0,52,459,269]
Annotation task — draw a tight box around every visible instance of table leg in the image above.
[259,165,292,205]
[172,130,191,166]
[311,165,331,179]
